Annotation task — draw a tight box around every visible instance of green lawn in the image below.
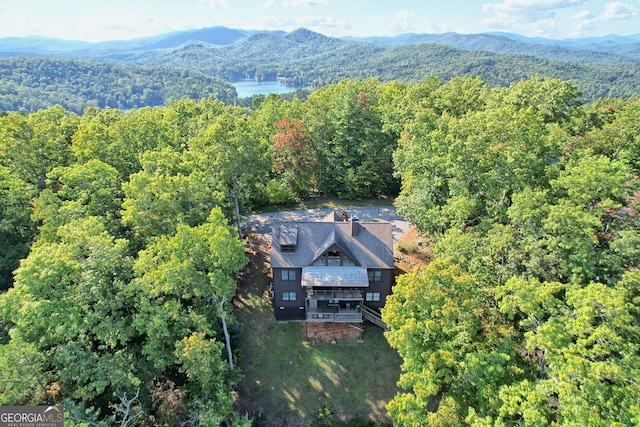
[234,256,401,426]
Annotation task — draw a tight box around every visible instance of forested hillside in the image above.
[0,57,236,114]
[0,77,638,425]
[2,28,640,114]
[386,76,640,426]
[347,31,640,64]
[135,29,640,100]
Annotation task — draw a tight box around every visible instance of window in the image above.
[368,270,382,282]
[281,245,295,252]
[365,292,381,302]
[282,291,297,301]
[327,250,341,266]
[280,270,296,281]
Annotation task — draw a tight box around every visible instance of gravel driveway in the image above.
[241,206,410,246]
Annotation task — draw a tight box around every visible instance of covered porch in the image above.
[302,266,368,323]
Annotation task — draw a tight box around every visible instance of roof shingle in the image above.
[271,214,394,269]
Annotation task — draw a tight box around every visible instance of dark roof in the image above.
[271,213,394,269]
[278,224,298,246]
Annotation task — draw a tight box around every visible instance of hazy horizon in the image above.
[1,0,639,43]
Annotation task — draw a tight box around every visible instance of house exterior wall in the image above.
[272,266,394,320]
[272,267,305,321]
[363,269,394,311]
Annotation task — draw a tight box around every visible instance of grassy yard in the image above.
[233,242,402,426]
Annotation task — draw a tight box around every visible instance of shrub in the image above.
[266,179,297,205]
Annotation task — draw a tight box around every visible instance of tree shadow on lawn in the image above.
[234,241,401,426]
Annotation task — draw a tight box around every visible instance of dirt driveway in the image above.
[241,206,410,246]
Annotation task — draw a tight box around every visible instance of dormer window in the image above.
[279,224,298,252]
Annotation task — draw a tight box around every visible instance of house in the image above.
[270,211,395,323]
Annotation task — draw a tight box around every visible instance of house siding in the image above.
[364,269,394,311]
[272,267,305,321]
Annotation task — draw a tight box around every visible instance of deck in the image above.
[306,308,362,322]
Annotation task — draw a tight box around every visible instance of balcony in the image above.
[306,286,364,322]
[306,307,362,323]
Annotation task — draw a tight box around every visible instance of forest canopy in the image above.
[0,57,237,114]
[0,76,639,425]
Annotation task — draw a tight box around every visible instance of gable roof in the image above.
[309,228,360,266]
[271,213,394,269]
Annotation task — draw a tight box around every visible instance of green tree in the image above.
[394,80,569,233]
[494,273,640,426]
[431,75,489,118]
[71,106,189,180]
[175,332,233,425]
[544,154,637,283]
[500,76,584,125]
[130,207,246,420]
[189,109,271,235]
[0,337,51,405]
[0,166,38,289]
[305,79,398,198]
[383,261,524,426]
[121,147,225,242]
[387,77,639,427]
[575,97,640,176]
[44,159,124,236]
[0,105,78,188]
[0,216,138,404]
[71,108,127,176]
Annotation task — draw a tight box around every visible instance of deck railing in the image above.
[362,305,388,330]
[307,308,362,323]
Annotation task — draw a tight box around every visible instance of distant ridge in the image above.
[0,35,91,55]
[89,26,257,51]
[343,31,640,64]
[0,26,270,56]
[1,26,640,105]
[144,26,253,49]
[1,26,639,62]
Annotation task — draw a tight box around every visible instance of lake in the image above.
[232,79,307,98]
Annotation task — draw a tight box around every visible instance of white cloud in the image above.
[482,0,586,30]
[261,0,277,8]
[571,2,637,35]
[261,14,346,31]
[383,10,437,35]
[282,0,329,7]
[199,0,228,9]
[71,11,175,42]
[572,9,594,20]
[388,10,416,32]
[602,1,637,19]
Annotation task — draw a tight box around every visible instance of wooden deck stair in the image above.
[362,305,388,331]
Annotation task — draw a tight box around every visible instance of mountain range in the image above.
[2,25,639,63]
[1,25,640,111]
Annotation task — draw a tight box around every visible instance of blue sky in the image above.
[1,0,638,42]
